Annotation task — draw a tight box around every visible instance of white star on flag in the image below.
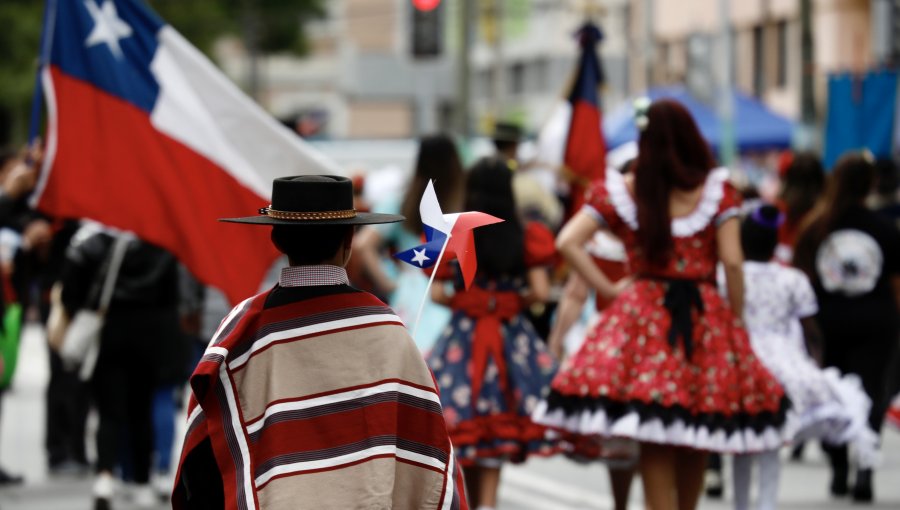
[411,248,430,266]
[84,0,133,59]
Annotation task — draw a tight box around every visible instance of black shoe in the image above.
[852,469,873,503]
[830,470,849,497]
[0,467,24,485]
[93,497,112,510]
[705,469,724,498]
[790,442,805,462]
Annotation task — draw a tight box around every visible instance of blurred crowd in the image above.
[0,142,225,507]
[346,108,900,510]
[0,98,897,510]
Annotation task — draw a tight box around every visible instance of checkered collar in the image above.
[279,265,349,288]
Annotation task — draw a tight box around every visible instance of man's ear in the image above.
[344,226,355,250]
[342,226,355,263]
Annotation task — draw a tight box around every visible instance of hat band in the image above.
[259,207,357,221]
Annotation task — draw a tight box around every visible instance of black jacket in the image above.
[60,225,189,385]
[61,227,178,315]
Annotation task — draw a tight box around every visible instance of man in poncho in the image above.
[174,175,466,510]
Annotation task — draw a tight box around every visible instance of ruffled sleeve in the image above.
[788,267,819,319]
[715,181,743,227]
[581,179,615,229]
[523,221,557,267]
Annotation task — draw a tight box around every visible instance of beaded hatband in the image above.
[258,207,357,221]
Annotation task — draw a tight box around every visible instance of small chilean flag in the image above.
[394,181,502,290]
[30,0,341,305]
[564,22,606,219]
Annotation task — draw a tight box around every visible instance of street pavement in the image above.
[1,323,898,509]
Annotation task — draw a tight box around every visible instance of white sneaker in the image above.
[152,471,173,501]
[93,472,115,499]
[132,484,157,508]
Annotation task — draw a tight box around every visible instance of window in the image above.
[776,20,788,88]
[510,62,525,95]
[477,69,493,99]
[660,42,670,81]
[533,58,548,92]
[753,25,765,97]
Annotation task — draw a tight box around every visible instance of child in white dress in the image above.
[721,205,876,510]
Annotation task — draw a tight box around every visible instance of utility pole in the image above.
[457,0,473,138]
[242,0,261,102]
[797,0,817,150]
[643,0,655,90]
[871,0,892,65]
[491,0,505,123]
[717,0,736,166]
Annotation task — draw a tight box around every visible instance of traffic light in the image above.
[412,0,441,10]
[411,0,442,58]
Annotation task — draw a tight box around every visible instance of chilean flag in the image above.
[394,181,502,290]
[31,0,341,305]
[563,22,606,218]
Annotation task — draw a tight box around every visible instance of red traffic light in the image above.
[412,0,440,12]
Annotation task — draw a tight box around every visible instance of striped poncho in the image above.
[173,274,466,510]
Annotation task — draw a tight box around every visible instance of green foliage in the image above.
[0,0,324,145]
[151,0,325,55]
[0,1,44,145]
[148,0,232,55]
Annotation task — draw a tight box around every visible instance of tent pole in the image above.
[717,0,736,166]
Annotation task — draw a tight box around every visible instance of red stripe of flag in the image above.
[564,23,607,219]
[41,68,278,304]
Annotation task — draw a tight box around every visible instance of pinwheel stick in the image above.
[411,234,450,341]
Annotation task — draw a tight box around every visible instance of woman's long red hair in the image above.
[633,99,715,267]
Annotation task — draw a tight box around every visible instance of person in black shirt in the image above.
[794,152,900,503]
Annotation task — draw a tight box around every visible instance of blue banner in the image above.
[824,70,897,169]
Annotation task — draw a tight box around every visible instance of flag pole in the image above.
[28,0,58,145]
[411,234,450,341]
[28,0,57,145]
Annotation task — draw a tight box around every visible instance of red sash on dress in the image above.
[449,287,523,412]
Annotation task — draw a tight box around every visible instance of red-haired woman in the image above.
[534,99,790,510]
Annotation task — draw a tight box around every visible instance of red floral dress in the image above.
[534,168,790,453]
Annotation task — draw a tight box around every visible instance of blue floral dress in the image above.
[427,223,563,466]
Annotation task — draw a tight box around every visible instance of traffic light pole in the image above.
[796,0,817,151]
[717,0,736,166]
[491,0,505,124]
[457,0,473,138]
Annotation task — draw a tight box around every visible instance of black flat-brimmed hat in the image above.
[492,121,523,143]
[220,175,404,226]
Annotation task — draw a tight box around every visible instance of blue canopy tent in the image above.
[604,86,795,153]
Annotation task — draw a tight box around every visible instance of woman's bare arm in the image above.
[716,217,745,317]
[547,273,589,359]
[354,226,396,295]
[522,266,551,306]
[557,211,621,301]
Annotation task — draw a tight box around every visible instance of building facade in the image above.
[217,0,631,139]
[629,0,877,120]
[213,0,886,140]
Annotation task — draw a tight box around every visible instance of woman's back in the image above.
[585,167,741,281]
[793,153,900,320]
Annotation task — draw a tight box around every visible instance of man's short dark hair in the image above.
[271,225,353,265]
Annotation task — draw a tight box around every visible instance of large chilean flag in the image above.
[563,22,606,218]
[31,0,341,305]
